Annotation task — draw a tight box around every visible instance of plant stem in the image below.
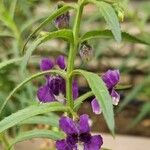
[66,0,84,109]
[0,133,11,150]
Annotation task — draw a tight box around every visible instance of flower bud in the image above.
[79,42,93,62]
[54,2,70,29]
[113,2,124,22]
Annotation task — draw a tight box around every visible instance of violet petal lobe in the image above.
[110,89,120,105]
[56,55,66,69]
[79,114,90,134]
[72,80,79,100]
[66,134,78,147]
[102,69,120,89]
[84,135,103,150]
[59,77,66,95]
[40,58,54,71]
[59,116,78,135]
[37,84,55,103]
[91,98,102,114]
[56,139,72,150]
[48,76,61,95]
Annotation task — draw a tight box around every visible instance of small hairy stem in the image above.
[66,0,84,109]
[0,133,11,150]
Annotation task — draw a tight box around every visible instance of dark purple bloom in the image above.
[72,80,79,100]
[102,70,120,89]
[56,114,103,150]
[37,56,79,103]
[91,70,120,114]
[54,11,70,29]
[56,55,66,70]
[37,82,55,103]
[40,58,54,71]
[91,98,102,114]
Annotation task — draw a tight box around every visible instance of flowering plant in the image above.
[0,0,149,150]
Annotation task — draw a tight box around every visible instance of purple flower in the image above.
[91,70,120,114]
[37,81,55,103]
[56,55,66,70]
[40,58,54,71]
[56,114,103,150]
[72,80,79,100]
[37,55,79,103]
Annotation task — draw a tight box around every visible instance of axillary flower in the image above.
[56,114,103,150]
[91,70,120,114]
[37,55,78,103]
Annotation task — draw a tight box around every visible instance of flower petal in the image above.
[79,114,90,134]
[48,77,61,95]
[56,55,66,69]
[91,99,102,114]
[56,139,72,150]
[59,116,78,135]
[37,84,55,103]
[66,134,78,147]
[111,89,120,105]
[84,135,103,150]
[60,77,66,94]
[72,80,79,99]
[40,58,54,71]
[102,70,120,89]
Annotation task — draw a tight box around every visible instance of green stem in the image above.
[66,0,84,109]
[0,133,11,150]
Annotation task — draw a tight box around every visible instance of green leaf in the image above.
[0,70,66,114]
[0,58,22,70]
[20,114,59,127]
[22,4,75,53]
[101,148,111,150]
[0,31,14,37]
[90,0,121,42]
[21,29,73,71]
[0,102,68,133]
[72,69,115,135]
[80,30,150,45]
[115,84,132,90]
[9,129,64,149]
[74,91,93,111]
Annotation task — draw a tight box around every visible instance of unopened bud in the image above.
[118,10,124,22]
[113,2,124,22]
[79,42,93,62]
[54,2,70,29]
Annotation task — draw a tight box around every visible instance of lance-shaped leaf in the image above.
[89,0,121,42]
[21,29,73,71]
[74,91,93,111]
[0,102,68,133]
[20,114,59,127]
[9,130,64,149]
[0,58,22,70]
[72,69,115,135]
[80,30,150,45]
[23,4,75,53]
[0,70,66,114]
